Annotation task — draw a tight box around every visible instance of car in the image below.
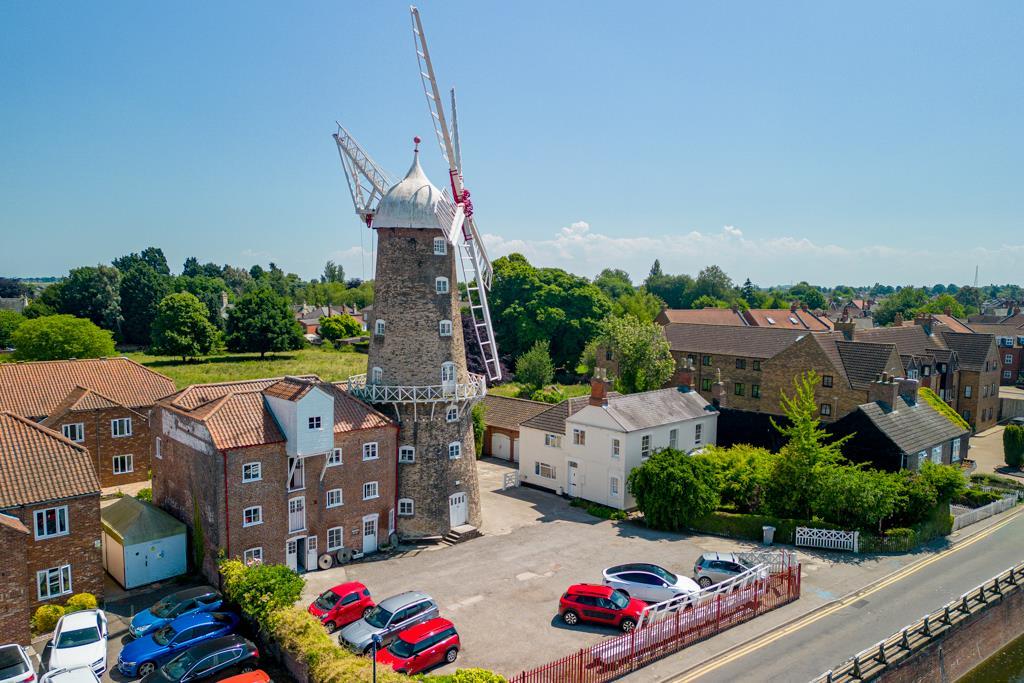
[693,552,756,588]
[308,582,375,633]
[140,635,259,683]
[47,610,108,678]
[339,592,440,654]
[118,612,240,677]
[558,584,646,633]
[130,588,223,639]
[1010,417,1024,426]
[39,667,100,683]
[216,671,271,683]
[602,563,700,603]
[375,617,460,675]
[0,644,34,683]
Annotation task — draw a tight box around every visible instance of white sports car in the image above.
[602,563,700,603]
[47,610,108,678]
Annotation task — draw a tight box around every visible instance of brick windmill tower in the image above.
[335,7,500,539]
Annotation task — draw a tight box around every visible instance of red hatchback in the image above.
[308,581,375,633]
[375,617,460,675]
[559,583,645,632]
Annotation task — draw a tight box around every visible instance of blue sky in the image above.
[1,1,1021,286]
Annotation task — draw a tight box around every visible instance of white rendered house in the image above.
[518,378,718,510]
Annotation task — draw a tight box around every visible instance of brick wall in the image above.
[53,406,153,488]
[956,368,1001,431]
[0,523,30,644]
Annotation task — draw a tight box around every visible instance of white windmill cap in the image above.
[372,137,444,230]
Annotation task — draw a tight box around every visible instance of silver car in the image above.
[602,563,700,603]
[693,552,755,588]
[338,591,439,654]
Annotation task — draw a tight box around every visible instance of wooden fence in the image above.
[508,565,801,683]
[796,526,859,552]
[951,495,1017,531]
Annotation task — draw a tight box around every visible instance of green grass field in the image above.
[124,347,368,389]
[487,382,590,400]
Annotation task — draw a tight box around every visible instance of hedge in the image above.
[1004,425,1024,468]
[687,511,844,544]
[970,472,1024,491]
[956,488,1004,508]
[570,498,627,521]
[32,605,64,634]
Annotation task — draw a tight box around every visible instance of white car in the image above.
[0,644,34,683]
[47,610,108,678]
[602,563,701,603]
[40,667,100,683]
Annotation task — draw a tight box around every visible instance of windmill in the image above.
[332,6,501,382]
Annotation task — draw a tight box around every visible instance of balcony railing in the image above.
[344,373,487,405]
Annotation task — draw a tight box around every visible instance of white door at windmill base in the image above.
[449,492,467,528]
[491,433,510,460]
[362,514,378,554]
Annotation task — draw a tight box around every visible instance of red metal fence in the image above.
[509,565,801,683]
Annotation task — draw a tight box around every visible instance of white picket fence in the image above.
[951,495,1016,531]
[796,526,859,553]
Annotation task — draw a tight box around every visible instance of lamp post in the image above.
[371,633,383,682]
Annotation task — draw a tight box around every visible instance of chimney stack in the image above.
[893,312,904,326]
[943,306,952,317]
[711,368,727,408]
[913,312,932,336]
[589,368,611,407]
[898,377,919,404]
[790,301,798,312]
[868,373,901,409]
[835,316,856,341]
[800,302,808,311]
[676,359,695,392]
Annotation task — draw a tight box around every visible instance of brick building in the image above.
[655,303,833,331]
[0,513,30,645]
[0,412,103,638]
[939,331,1001,430]
[479,395,550,463]
[963,321,1024,386]
[0,358,175,488]
[153,376,396,582]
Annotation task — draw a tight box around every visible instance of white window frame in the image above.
[573,428,586,446]
[695,423,703,445]
[398,498,415,516]
[544,434,562,448]
[62,423,84,443]
[327,448,343,466]
[371,366,383,383]
[363,481,379,501]
[113,454,134,475]
[1006,354,1014,365]
[287,456,305,492]
[36,565,72,600]
[111,417,132,438]
[308,415,322,430]
[362,442,379,461]
[641,434,651,459]
[439,320,453,337]
[375,319,385,336]
[288,497,306,533]
[964,385,972,398]
[535,462,556,479]
[611,438,620,459]
[155,436,162,459]
[448,441,462,460]
[398,446,415,463]
[34,506,69,540]
[668,428,678,450]
[610,476,620,497]
[435,277,449,294]
[242,462,262,482]
[441,362,456,385]
[952,439,961,462]
[446,405,459,423]
[1005,370,1013,380]
[326,527,343,552]
[243,547,263,565]
[243,506,263,528]
[326,488,343,508]
[931,445,942,464]
[433,237,447,255]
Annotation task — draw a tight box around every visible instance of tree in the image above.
[954,286,982,312]
[694,265,734,302]
[119,263,172,345]
[0,310,24,347]
[645,271,695,309]
[59,266,122,332]
[12,315,115,360]
[585,315,674,394]
[613,288,662,323]
[690,295,729,309]
[182,256,202,277]
[788,282,826,310]
[740,278,758,306]
[648,260,663,278]
[628,450,720,530]
[321,260,345,284]
[173,275,229,329]
[515,340,555,393]
[707,444,777,514]
[472,403,486,456]
[1004,425,1024,469]
[150,293,218,361]
[220,266,252,295]
[0,277,30,298]
[593,269,633,301]
[872,287,929,326]
[917,461,967,502]
[917,294,965,318]
[813,465,903,532]
[113,247,170,276]
[226,286,304,358]
[318,314,363,347]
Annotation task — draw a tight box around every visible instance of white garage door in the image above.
[492,433,511,460]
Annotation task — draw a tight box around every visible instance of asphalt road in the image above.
[674,509,1024,683]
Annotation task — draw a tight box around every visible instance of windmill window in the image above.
[435,277,449,294]
[398,498,415,516]
[433,238,447,255]
[448,442,462,459]
[371,367,383,383]
[446,405,459,422]
[439,320,453,336]
[375,319,385,336]
[398,446,415,463]
[441,362,456,385]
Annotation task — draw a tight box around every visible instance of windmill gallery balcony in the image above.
[344,373,487,405]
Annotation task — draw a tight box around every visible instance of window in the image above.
[308,416,322,430]
[362,481,379,500]
[449,442,462,460]
[288,497,306,533]
[1006,354,1014,365]
[243,506,262,527]
[62,423,84,443]
[669,429,678,450]
[753,360,761,371]
[399,446,415,463]
[375,319,385,336]
[433,237,447,255]
[734,383,744,396]
[931,445,942,464]
[641,435,651,459]
[908,368,919,380]
[326,489,343,508]
[155,436,162,459]
[446,405,459,423]
[605,349,613,361]
[435,277,449,294]
[752,384,761,398]
[1005,371,1014,380]
[439,320,453,336]
[37,565,71,600]
[573,428,586,446]
[610,476,620,497]
[701,378,712,391]
[441,362,456,385]
[327,527,344,551]
[687,354,696,365]
[822,375,834,388]
[963,409,971,421]
[702,355,712,366]
[534,462,556,479]
[362,442,379,461]
[243,548,263,565]
[328,448,343,466]
[611,438,620,458]
[111,417,132,438]
[766,316,776,325]
[982,385,989,398]
[544,434,562,448]
[820,403,832,416]
[242,462,262,482]
[922,366,931,376]
[371,366,383,383]
[695,423,703,445]
[735,358,746,370]
[964,385,972,398]
[34,506,69,540]
[288,457,305,491]
[398,498,414,516]
[113,454,134,475]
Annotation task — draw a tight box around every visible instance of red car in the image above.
[375,617,460,674]
[559,583,645,632]
[307,581,375,633]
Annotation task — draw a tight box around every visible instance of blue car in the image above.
[118,612,239,678]
[129,587,223,639]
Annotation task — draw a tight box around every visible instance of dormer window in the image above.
[439,320,453,337]
[371,367,383,383]
[446,405,459,423]
[435,277,449,294]
[433,238,447,255]
[308,416,322,430]
[375,319,385,336]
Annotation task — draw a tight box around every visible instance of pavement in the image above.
[967,424,1024,479]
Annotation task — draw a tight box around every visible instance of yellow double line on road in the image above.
[672,506,1024,682]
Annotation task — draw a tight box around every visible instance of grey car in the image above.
[693,552,754,588]
[338,592,439,654]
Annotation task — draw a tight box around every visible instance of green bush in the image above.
[135,488,153,503]
[32,604,64,634]
[687,511,843,544]
[956,488,1003,508]
[219,559,305,632]
[629,450,720,530]
[1004,425,1024,468]
[424,671,508,683]
[970,472,1024,491]
[530,385,566,404]
[569,498,627,521]
[63,593,98,614]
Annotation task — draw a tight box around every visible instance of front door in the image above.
[449,492,467,528]
[362,515,378,554]
[295,536,307,573]
[285,539,298,572]
[306,535,318,571]
[567,460,580,497]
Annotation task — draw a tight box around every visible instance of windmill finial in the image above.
[413,136,421,153]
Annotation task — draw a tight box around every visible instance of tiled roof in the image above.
[855,325,943,357]
[964,323,1024,339]
[658,308,746,326]
[0,412,100,508]
[481,395,551,432]
[743,309,833,331]
[596,388,713,431]
[0,357,175,419]
[662,323,808,358]
[833,340,902,389]
[859,396,969,455]
[264,377,318,402]
[522,393,620,435]
[167,377,318,410]
[0,512,28,535]
[327,383,393,432]
[930,315,974,334]
[939,331,997,372]
[39,386,145,430]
